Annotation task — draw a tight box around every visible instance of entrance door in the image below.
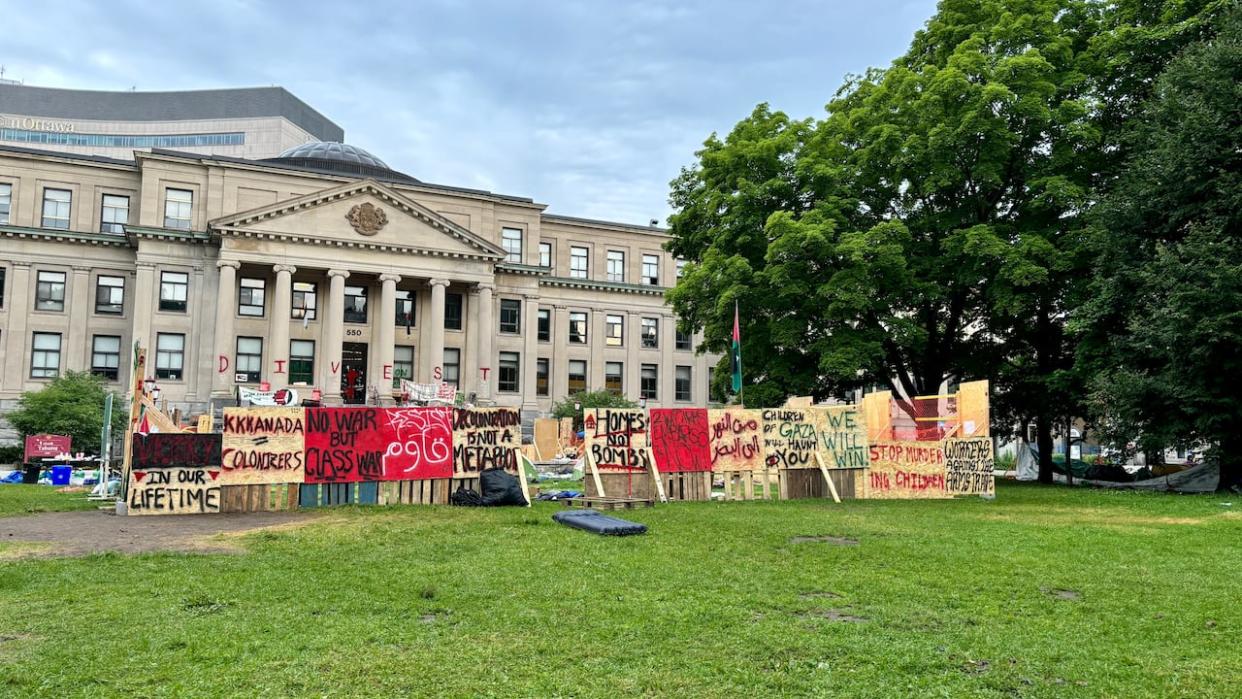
[341,342,369,404]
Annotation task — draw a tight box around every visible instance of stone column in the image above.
[661,314,675,405]
[268,264,295,391]
[426,278,449,382]
[626,313,641,401]
[2,263,31,391]
[211,260,240,398]
[67,266,92,371]
[474,283,494,399]
[322,269,349,404]
[521,292,540,411]
[376,273,401,405]
[551,305,569,399]
[132,262,156,366]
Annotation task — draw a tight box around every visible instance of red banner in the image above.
[302,407,454,484]
[24,434,71,461]
[649,409,712,473]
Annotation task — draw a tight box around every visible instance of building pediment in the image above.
[208,179,506,260]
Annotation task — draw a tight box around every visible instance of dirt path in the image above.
[0,510,317,558]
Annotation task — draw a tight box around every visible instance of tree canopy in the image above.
[7,372,127,457]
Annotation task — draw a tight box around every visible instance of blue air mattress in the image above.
[552,509,647,536]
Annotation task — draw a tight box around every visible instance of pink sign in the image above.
[24,434,72,461]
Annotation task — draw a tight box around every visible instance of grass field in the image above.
[0,483,1238,697]
[0,484,100,517]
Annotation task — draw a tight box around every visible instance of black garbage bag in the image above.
[479,467,528,507]
[450,484,483,506]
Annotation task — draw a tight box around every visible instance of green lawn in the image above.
[1,483,1238,697]
[0,484,100,517]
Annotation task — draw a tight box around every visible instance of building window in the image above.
[292,281,316,320]
[676,259,687,279]
[501,227,523,263]
[155,333,184,380]
[641,364,658,400]
[445,292,463,330]
[31,332,62,378]
[569,311,588,344]
[238,277,266,317]
[443,348,460,387]
[41,188,71,229]
[676,329,692,351]
[0,267,6,308]
[91,335,121,381]
[570,246,589,279]
[568,359,587,393]
[100,194,129,234]
[290,340,315,385]
[605,314,624,346]
[343,285,367,323]
[642,254,660,285]
[536,358,549,396]
[235,337,263,383]
[35,271,66,311]
[537,308,551,342]
[159,271,188,312]
[676,366,692,402]
[606,250,625,282]
[393,345,414,388]
[164,188,193,230]
[95,275,125,315]
[498,351,520,392]
[396,290,415,328]
[605,361,623,395]
[499,299,522,333]
[641,317,659,349]
[0,183,10,224]
[709,367,719,403]
[539,241,552,268]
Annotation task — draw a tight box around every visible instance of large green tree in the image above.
[669,0,1100,453]
[6,371,126,457]
[1075,6,1241,490]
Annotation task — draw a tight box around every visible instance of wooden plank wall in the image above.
[219,483,301,513]
[585,472,713,501]
[779,468,861,500]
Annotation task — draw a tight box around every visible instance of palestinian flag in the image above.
[731,300,743,393]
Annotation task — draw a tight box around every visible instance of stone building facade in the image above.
[0,142,719,430]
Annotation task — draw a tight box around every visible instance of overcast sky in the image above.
[1,0,937,224]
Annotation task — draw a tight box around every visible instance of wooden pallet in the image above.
[218,483,301,513]
[561,496,655,510]
[779,466,862,501]
[376,478,482,506]
[720,469,780,500]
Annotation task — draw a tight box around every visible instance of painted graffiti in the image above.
[584,408,651,472]
[811,406,869,469]
[221,407,306,484]
[762,409,817,469]
[649,408,712,473]
[132,433,222,468]
[944,437,994,496]
[452,407,519,476]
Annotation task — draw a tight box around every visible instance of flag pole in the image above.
[732,300,744,408]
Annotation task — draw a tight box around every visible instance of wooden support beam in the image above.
[515,450,533,508]
[815,452,842,504]
[585,450,606,498]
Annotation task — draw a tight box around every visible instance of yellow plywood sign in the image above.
[944,437,994,496]
[220,407,307,484]
[127,467,222,515]
[451,407,520,477]
[761,408,818,469]
[810,406,869,469]
[707,409,764,472]
[865,441,949,499]
[583,408,652,472]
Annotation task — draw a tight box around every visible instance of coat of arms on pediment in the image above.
[345,202,388,236]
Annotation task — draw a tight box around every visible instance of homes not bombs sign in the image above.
[584,408,652,472]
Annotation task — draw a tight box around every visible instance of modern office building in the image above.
[0,83,342,160]
[0,139,720,427]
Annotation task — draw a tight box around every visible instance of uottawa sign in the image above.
[24,434,72,461]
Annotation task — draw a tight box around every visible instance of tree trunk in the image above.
[1219,431,1241,492]
[1036,412,1054,484]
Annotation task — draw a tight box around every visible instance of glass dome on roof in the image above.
[266,141,415,181]
[275,141,390,169]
